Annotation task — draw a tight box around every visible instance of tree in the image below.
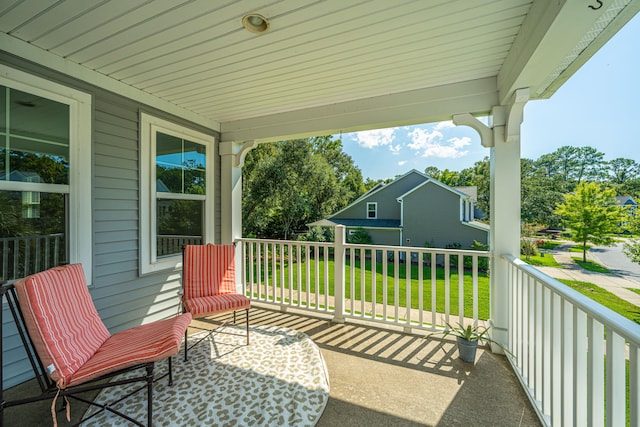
[242,137,366,239]
[521,158,563,226]
[554,181,623,262]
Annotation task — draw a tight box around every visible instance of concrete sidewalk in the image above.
[535,243,640,307]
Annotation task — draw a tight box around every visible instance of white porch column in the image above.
[220,140,257,292]
[454,88,529,351]
[489,89,529,350]
[219,142,242,245]
[219,141,257,245]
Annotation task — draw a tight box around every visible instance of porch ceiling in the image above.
[1,0,638,142]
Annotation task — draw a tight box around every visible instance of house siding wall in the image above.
[333,171,427,220]
[1,53,220,387]
[402,182,488,249]
[353,228,400,246]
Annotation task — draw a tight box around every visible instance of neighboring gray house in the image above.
[310,170,489,249]
[616,195,638,216]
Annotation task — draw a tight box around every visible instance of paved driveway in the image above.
[589,240,640,280]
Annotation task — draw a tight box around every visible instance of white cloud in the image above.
[398,160,407,166]
[407,127,471,159]
[389,144,402,154]
[351,128,396,149]
[406,128,444,150]
[434,120,455,131]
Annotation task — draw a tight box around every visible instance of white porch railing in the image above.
[0,234,65,281]
[237,237,491,333]
[505,255,640,427]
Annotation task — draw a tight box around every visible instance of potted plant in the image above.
[430,322,510,363]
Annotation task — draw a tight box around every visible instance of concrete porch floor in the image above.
[3,306,541,426]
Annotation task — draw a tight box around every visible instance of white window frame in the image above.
[139,113,214,274]
[366,202,377,219]
[0,64,93,284]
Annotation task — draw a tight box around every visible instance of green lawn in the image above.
[247,256,491,320]
[559,279,640,324]
[522,252,562,267]
[569,244,591,253]
[629,288,640,296]
[572,257,612,274]
[537,241,562,250]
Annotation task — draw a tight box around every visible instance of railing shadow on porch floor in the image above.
[2,306,541,426]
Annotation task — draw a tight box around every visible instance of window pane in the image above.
[0,86,70,185]
[0,190,67,281]
[156,132,205,195]
[156,199,203,257]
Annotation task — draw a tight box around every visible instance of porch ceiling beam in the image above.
[219,77,498,143]
[497,0,640,104]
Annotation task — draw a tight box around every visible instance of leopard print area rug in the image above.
[83,325,330,426]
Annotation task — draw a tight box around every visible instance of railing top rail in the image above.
[344,243,491,256]
[236,237,491,256]
[236,238,334,247]
[0,233,65,241]
[505,254,640,345]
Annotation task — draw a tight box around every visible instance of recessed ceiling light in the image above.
[242,13,270,34]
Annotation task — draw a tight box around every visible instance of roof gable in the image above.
[329,169,429,218]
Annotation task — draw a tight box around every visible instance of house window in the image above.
[0,65,92,282]
[140,113,214,274]
[367,202,377,219]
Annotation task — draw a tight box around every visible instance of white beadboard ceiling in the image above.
[1,0,638,142]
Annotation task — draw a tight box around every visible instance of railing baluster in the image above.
[573,307,587,426]
[382,249,388,321]
[305,245,311,308]
[296,244,302,308]
[431,252,436,327]
[279,243,285,304]
[393,249,399,323]
[444,253,450,326]
[631,345,639,427]
[360,246,365,318]
[371,249,377,319]
[418,251,423,327]
[458,254,464,326]
[405,250,411,326]
[606,330,625,427]
[472,255,478,326]
[349,248,355,315]
[313,245,320,308]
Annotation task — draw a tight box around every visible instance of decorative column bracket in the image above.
[453,87,530,147]
[219,140,258,167]
[452,113,493,148]
[506,88,530,144]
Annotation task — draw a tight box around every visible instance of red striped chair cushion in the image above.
[68,313,192,386]
[183,244,237,299]
[184,294,251,318]
[14,264,110,388]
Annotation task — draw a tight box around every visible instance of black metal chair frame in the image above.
[0,283,173,427]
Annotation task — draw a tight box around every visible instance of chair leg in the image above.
[184,329,189,362]
[246,308,250,346]
[168,357,173,386]
[146,364,154,427]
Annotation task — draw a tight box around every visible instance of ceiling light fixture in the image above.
[242,13,270,34]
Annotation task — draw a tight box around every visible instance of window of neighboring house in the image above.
[367,202,377,219]
[0,65,92,283]
[140,113,214,274]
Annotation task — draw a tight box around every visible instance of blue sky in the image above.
[338,13,640,181]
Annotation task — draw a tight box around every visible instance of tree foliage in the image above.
[242,137,364,239]
[554,181,622,262]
